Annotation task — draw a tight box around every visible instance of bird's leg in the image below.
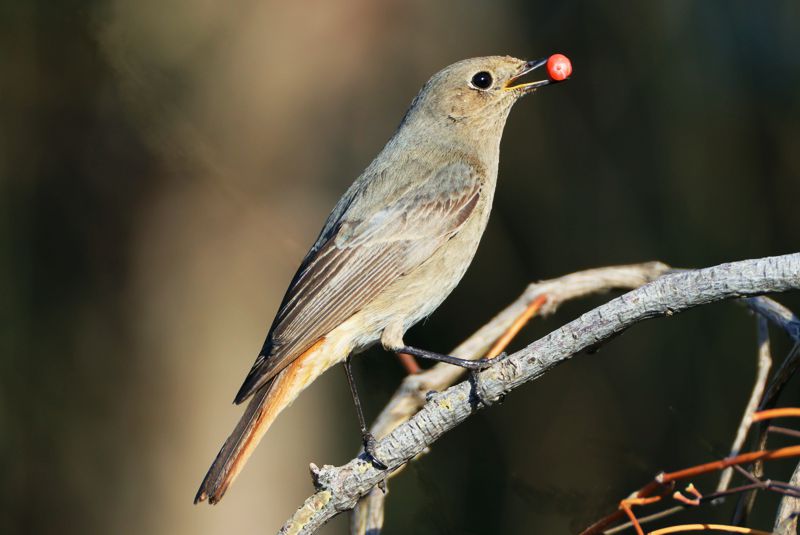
[396,346,497,370]
[398,346,507,407]
[342,356,387,470]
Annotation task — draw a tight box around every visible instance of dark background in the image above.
[2,1,799,533]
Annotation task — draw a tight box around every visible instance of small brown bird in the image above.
[195,55,568,504]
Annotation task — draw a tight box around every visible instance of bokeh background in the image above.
[3,1,799,533]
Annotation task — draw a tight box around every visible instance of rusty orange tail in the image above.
[194,376,275,504]
[194,335,344,504]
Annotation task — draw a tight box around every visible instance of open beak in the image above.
[503,58,551,93]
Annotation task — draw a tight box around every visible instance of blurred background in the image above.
[2,0,799,533]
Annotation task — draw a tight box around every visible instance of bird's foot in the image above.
[362,432,388,470]
[470,353,505,370]
[469,352,508,407]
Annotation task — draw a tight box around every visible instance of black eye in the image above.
[470,71,493,90]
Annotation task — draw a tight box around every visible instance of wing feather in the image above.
[234,159,484,402]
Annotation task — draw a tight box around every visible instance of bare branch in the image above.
[745,296,800,412]
[732,298,800,525]
[352,262,670,534]
[350,487,383,535]
[745,296,800,343]
[279,253,800,535]
[716,317,772,493]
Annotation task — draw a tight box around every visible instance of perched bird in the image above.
[195,54,570,504]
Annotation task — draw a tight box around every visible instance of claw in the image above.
[362,432,388,470]
[473,352,507,371]
[469,368,494,407]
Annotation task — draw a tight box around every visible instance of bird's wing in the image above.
[234,159,484,402]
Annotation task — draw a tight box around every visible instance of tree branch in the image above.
[352,262,671,535]
[279,253,800,535]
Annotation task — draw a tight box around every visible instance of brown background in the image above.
[3,1,800,533]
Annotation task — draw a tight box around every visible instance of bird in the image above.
[194,55,569,504]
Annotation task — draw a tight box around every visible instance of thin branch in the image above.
[395,352,421,375]
[604,506,686,535]
[753,408,800,421]
[279,253,800,535]
[659,446,800,485]
[744,297,800,343]
[734,341,800,525]
[649,525,772,535]
[745,297,800,411]
[485,294,548,359]
[768,426,800,439]
[716,317,772,494]
[350,487,383,535]
[760,342,800,412]
[603,474,800,534]
[582,445,800,535]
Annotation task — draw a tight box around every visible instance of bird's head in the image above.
[400,55,565,136]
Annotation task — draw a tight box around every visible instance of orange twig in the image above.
[648,524,772,534]
[673,483,702,506]
[751,407,800,422]
[485,294,548,358]
[581,446,800,535]
[396,353,421,375]
[620,496,663,535]
[580,481,665,535]
[659,445,800,483]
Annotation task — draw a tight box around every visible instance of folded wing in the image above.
[234,159,484,403]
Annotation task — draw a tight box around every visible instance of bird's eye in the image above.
[470,71,493,90]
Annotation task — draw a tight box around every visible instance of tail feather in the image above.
[194,377,275,504]
[195,334,342,504]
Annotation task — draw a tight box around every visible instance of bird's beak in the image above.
[503,58,551,93]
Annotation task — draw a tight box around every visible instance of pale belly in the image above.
[352,199,493,350]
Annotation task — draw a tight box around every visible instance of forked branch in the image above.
[279,253,800,535]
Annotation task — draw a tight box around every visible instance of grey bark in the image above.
[279,253,800,535]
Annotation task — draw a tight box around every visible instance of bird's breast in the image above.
[363,189,495,334]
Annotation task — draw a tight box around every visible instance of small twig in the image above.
[620,495,663,535]
[660,445,800,483]
[604,506,686,535]
[648,524,772,535]
[395,353,421,375]
[605,476,800,534]
[349,487,383,535]
[673,483,703,506]
[752,408,800,422]
[731,296,800,527]
[734,343,800,525]
[485,294,548,359]
[744,297,800,343]
[703,479,800,502]
[582,444,800,535]
[716,318,771,494]
[768,426,800,439]
[745,297,800,412]
[600,297,800,535]
[759,340,800,412]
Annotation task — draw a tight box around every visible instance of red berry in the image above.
[547,54,572,81]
